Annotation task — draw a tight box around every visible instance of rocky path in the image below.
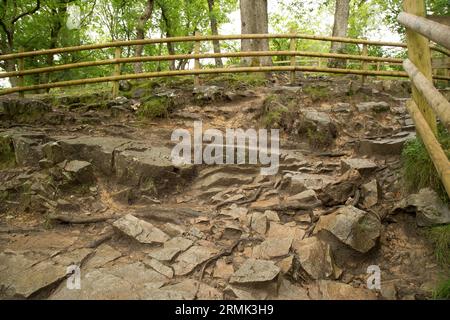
[0,75,448,300]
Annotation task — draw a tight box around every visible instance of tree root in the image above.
[49,214,116,224]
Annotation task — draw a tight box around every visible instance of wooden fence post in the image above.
[18,47,25,98]
[361,44,368,84]
[445,55,450,87]
[194,31,201,87]
[290,28,297,84]
[112,46,122,98]
[403,0,437,134]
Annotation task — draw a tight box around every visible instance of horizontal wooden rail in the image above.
[0,34,408,61]
[399,12,450,50]
[0,65,415,96]
[0,50,405,79]
[0,33,448,62]
[404,59,450,131]
[406,100,450,198]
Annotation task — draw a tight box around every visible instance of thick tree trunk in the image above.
[240,0,271,66]
[207,0,223,67]
[134,0,154,74]
[329,0,350,68]
[160,6,176,71]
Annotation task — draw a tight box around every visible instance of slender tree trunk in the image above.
[329,0,350,68]
[160,6,175,70]
[134,0,154,74]
[207,0,223,67]
[240,0,271,66]
[44,5,66,91]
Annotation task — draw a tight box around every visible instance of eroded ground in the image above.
[0,74,448,300]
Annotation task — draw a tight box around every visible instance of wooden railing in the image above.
[398,0,450,198]
[1,31,449,97]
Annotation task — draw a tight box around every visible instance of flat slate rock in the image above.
[172,245,219,276]
[113,214,170,244]
[230,259,280,284]
[148,237,194,262]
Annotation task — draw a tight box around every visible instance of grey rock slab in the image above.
[341,158,378,175]
[57,136,130,175]
[230,259,280,284]
[396,188,450,227]
[84,244,122,270]
[64,160,95,184]
[358,132,415,156]
[362,179,379,208]
[0,248,92,298]
[113,214,170,244]
[284,173,336,191]
[148,237,194,262]
[292,236,336,280]
[253,237,293,259]
[308,280,378,300]
[283,189,322,210]
[143,279,222,300]
[172,245,219,276]
[251,212,268,235]
[356,101,390,113]
[50,262,168,300]
[193,172,254,190]
[144,258,174,278]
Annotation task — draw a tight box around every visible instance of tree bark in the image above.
[134,0,154,74]
[240,0,271,66]
[160,5,176,70]
[329,0,350,68]
[207,0,223,67]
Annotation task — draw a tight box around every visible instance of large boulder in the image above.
[358,132,415,156]
[0,97,51,123]
[314,205,382,253]
[395,188,450,227]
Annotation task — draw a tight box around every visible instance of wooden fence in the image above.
[0,31,449,97]
[398,0,450,198]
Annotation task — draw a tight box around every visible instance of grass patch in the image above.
[426,224,450,300]
[303,86,329,102]
[433,278,450,299]
[402,125,450,203]
[261,95,289,128]
[205,73,268,89]
[427,224,450,267]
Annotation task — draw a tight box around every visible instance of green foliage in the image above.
[402,126,450,203]
[261,95,288,128]
[427,224,450,267]
[433,278,450,300]
[427,223,450,300]
[138,97,171,119]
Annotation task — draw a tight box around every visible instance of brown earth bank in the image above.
[0,73,449,300]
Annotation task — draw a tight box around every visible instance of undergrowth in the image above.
[402,125,450,203]
[138,97,172,119]
[428,223,450,300]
